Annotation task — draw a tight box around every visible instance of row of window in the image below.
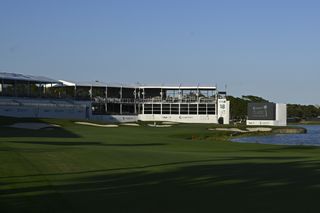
[92,103,139,115]
[143,104,216,115]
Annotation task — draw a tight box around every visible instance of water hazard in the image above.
[231,125,320,146]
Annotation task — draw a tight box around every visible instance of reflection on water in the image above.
[231,125,320,146]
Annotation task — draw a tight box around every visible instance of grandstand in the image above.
[0,73,90,119]
[0,72,230,124]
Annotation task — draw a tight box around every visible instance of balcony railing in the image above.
[96,97,216,104]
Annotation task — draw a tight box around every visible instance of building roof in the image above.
[0,72,60,83]
[59,80,216,90]
[0,72,217,90]
[59,80,108,87]
[138,85,217,90]
[59,80,137,88]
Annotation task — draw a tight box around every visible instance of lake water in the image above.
[231,125,320,146]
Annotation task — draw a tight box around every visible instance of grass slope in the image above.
[0,118,319,213]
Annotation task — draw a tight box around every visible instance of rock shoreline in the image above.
[272,127,307,134]
[209,126,307,135]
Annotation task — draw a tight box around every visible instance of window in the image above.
[153,104,161,114]
[189,104,197,114]
[144,104,152,114]
[180,104,188,114]
[207,104,216,115]
[162,104,170,114]
[198,104,207,115]
[171,104,179,114]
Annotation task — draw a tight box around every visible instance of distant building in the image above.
[246,102,287,126]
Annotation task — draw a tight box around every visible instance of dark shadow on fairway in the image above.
[0,116,45,125]
[0,156,303,179]
[0,117,80,138]
[9,141,167,147]
[245,145,320,153]
[3,158,320,213]
[0,127,80,138]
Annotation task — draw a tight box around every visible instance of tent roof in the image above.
[0,72,60,83]
[59,80,137,88]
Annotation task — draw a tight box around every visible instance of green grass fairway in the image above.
[1,118,320,213]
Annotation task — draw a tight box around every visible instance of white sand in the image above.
[162,121,179,125]
[75,122,119,128]
[209,127,272,133]
[148,124,172,128]
[8,123,61,130]
[120,123,140,127]
[211,128,248,133]
[246,127,272,132]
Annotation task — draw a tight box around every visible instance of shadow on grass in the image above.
[0,156,303,179]
[2,158,320,213]
[10,141,167,147]
[0,127,79,138]
[0,117,46,125]
[246,145,320,153]
[0,117,79,138]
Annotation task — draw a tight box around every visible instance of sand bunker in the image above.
[211,128,247,133]
[162,121,179,125]
[148,124,172,128]
[8,123,61,130]
[75,122,118,128]
[209,127,272,133]
[120,123,140,127]
[246,127,272,132]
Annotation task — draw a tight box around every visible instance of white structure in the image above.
[0,97,91,120]
[0,72,230,124]
[246,103,287,126]
[136,86,230,124]
[217,98,230,125]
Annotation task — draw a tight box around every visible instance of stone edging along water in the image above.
[271,127,307,134]
[209,126,307,134]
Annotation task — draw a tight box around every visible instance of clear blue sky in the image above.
[1,0,319,104]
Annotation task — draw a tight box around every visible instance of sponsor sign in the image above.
[248,103,276,120]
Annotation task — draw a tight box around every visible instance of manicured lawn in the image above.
[1,118,320,212]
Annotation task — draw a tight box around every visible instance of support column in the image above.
[38,82,41,98]
[14,80,17,97]
[28,81,31,97]
[120,87,123,115]
[90,85,93,100]
[1,79,3,96]
[143,88,145,100]
[142,103,144,115]
[50,83,52,98]
[105,86,108,114]
[151,103,153,115]
[43,83,46,97]
[0,79,2,96]
[74,85,77,100]
[197,103,199,115]
[134,88,137,114]
[206,103,208,115]
[215,91,218,116]
[196,86,199,102]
